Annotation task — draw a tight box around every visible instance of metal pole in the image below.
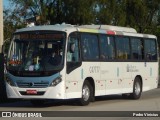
[0,0,3,51]
[0,0,6,102]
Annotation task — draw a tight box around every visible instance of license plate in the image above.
[26,90,37,95]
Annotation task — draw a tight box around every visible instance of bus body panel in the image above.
[5,24,159,101]
[65,62,158,99]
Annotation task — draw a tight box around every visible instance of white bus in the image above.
[5,24,159,106]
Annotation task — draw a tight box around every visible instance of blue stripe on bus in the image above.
[117,67,119,77]
[150,67,152,76]
[6,72,61,87]
[81,69,84,79]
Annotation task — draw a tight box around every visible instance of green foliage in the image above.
[4,0,160,42]
[3,8,25,44]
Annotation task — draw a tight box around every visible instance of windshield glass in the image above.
[7,31,66,75]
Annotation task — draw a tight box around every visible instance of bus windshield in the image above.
[7,31,66,76]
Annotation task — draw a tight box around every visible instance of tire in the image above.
[130,77,142,99]
[79,81,93,106]
[30,100,45,106]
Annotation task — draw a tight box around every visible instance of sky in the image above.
[3,0,10,8]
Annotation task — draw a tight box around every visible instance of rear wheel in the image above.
[79,81,93,106]
[130,77,142,99]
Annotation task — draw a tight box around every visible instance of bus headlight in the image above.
[5,76,16,86]
[50,77,62,87]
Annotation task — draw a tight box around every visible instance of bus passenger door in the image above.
[65,32,82,99]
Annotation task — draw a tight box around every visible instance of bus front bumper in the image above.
[6,82,64,99]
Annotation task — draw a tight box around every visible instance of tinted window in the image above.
[81,33,99,60]
[144,39,157,60]
[131,38,144,60]
[67,32,80,62]
[115,37,130,59]
[99,35,115,60]
[8,32,66,73]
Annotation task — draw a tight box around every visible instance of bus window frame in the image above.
[143,38,158,62]
[130,37,145,61]
[7,30,67,77]
[66,32,82,74]
[80,32,100,62]
[99,34,116,61]
[115,36,131,61]
[69,32,158,63]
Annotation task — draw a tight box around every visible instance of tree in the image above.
[3,7,25,53]
[95,0,116,24]
[7,0,160,35]
[125,0,160,33]
[9,0,96,25]
[63,0,95,25]
[9,0,52,25]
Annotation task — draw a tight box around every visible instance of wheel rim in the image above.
[82,85,90,101]
[135,82,141,95]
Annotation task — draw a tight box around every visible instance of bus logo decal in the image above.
[29,82,34,87]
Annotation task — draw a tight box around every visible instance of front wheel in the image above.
[79,81,93,106]
[130,77,142,99]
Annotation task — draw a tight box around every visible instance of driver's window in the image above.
[67,32,80,62]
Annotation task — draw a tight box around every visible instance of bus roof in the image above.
[15,24,157,39]
[79,25,137,33]
[15,24,77,33]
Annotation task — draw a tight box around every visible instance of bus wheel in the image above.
[130,77,142,99]
[79,81,93,106]
[30,100,45,106]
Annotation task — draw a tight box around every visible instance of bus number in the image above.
[89,66,100,73]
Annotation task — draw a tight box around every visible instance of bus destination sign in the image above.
[18,33,64,40]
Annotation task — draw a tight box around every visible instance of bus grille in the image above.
[16,82,49,88]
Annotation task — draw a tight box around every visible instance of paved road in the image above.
[0,87,160,120]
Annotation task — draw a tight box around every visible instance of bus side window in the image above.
[115,36,130,60]
[81,33,99,60]
[99,35,115,60]
[131,38,144,60]
[82,43,88,59]
[67,33,80,62]
[144,39,157,61]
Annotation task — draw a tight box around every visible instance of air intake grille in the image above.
[19,91,45,95]
[16,82,49,88]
